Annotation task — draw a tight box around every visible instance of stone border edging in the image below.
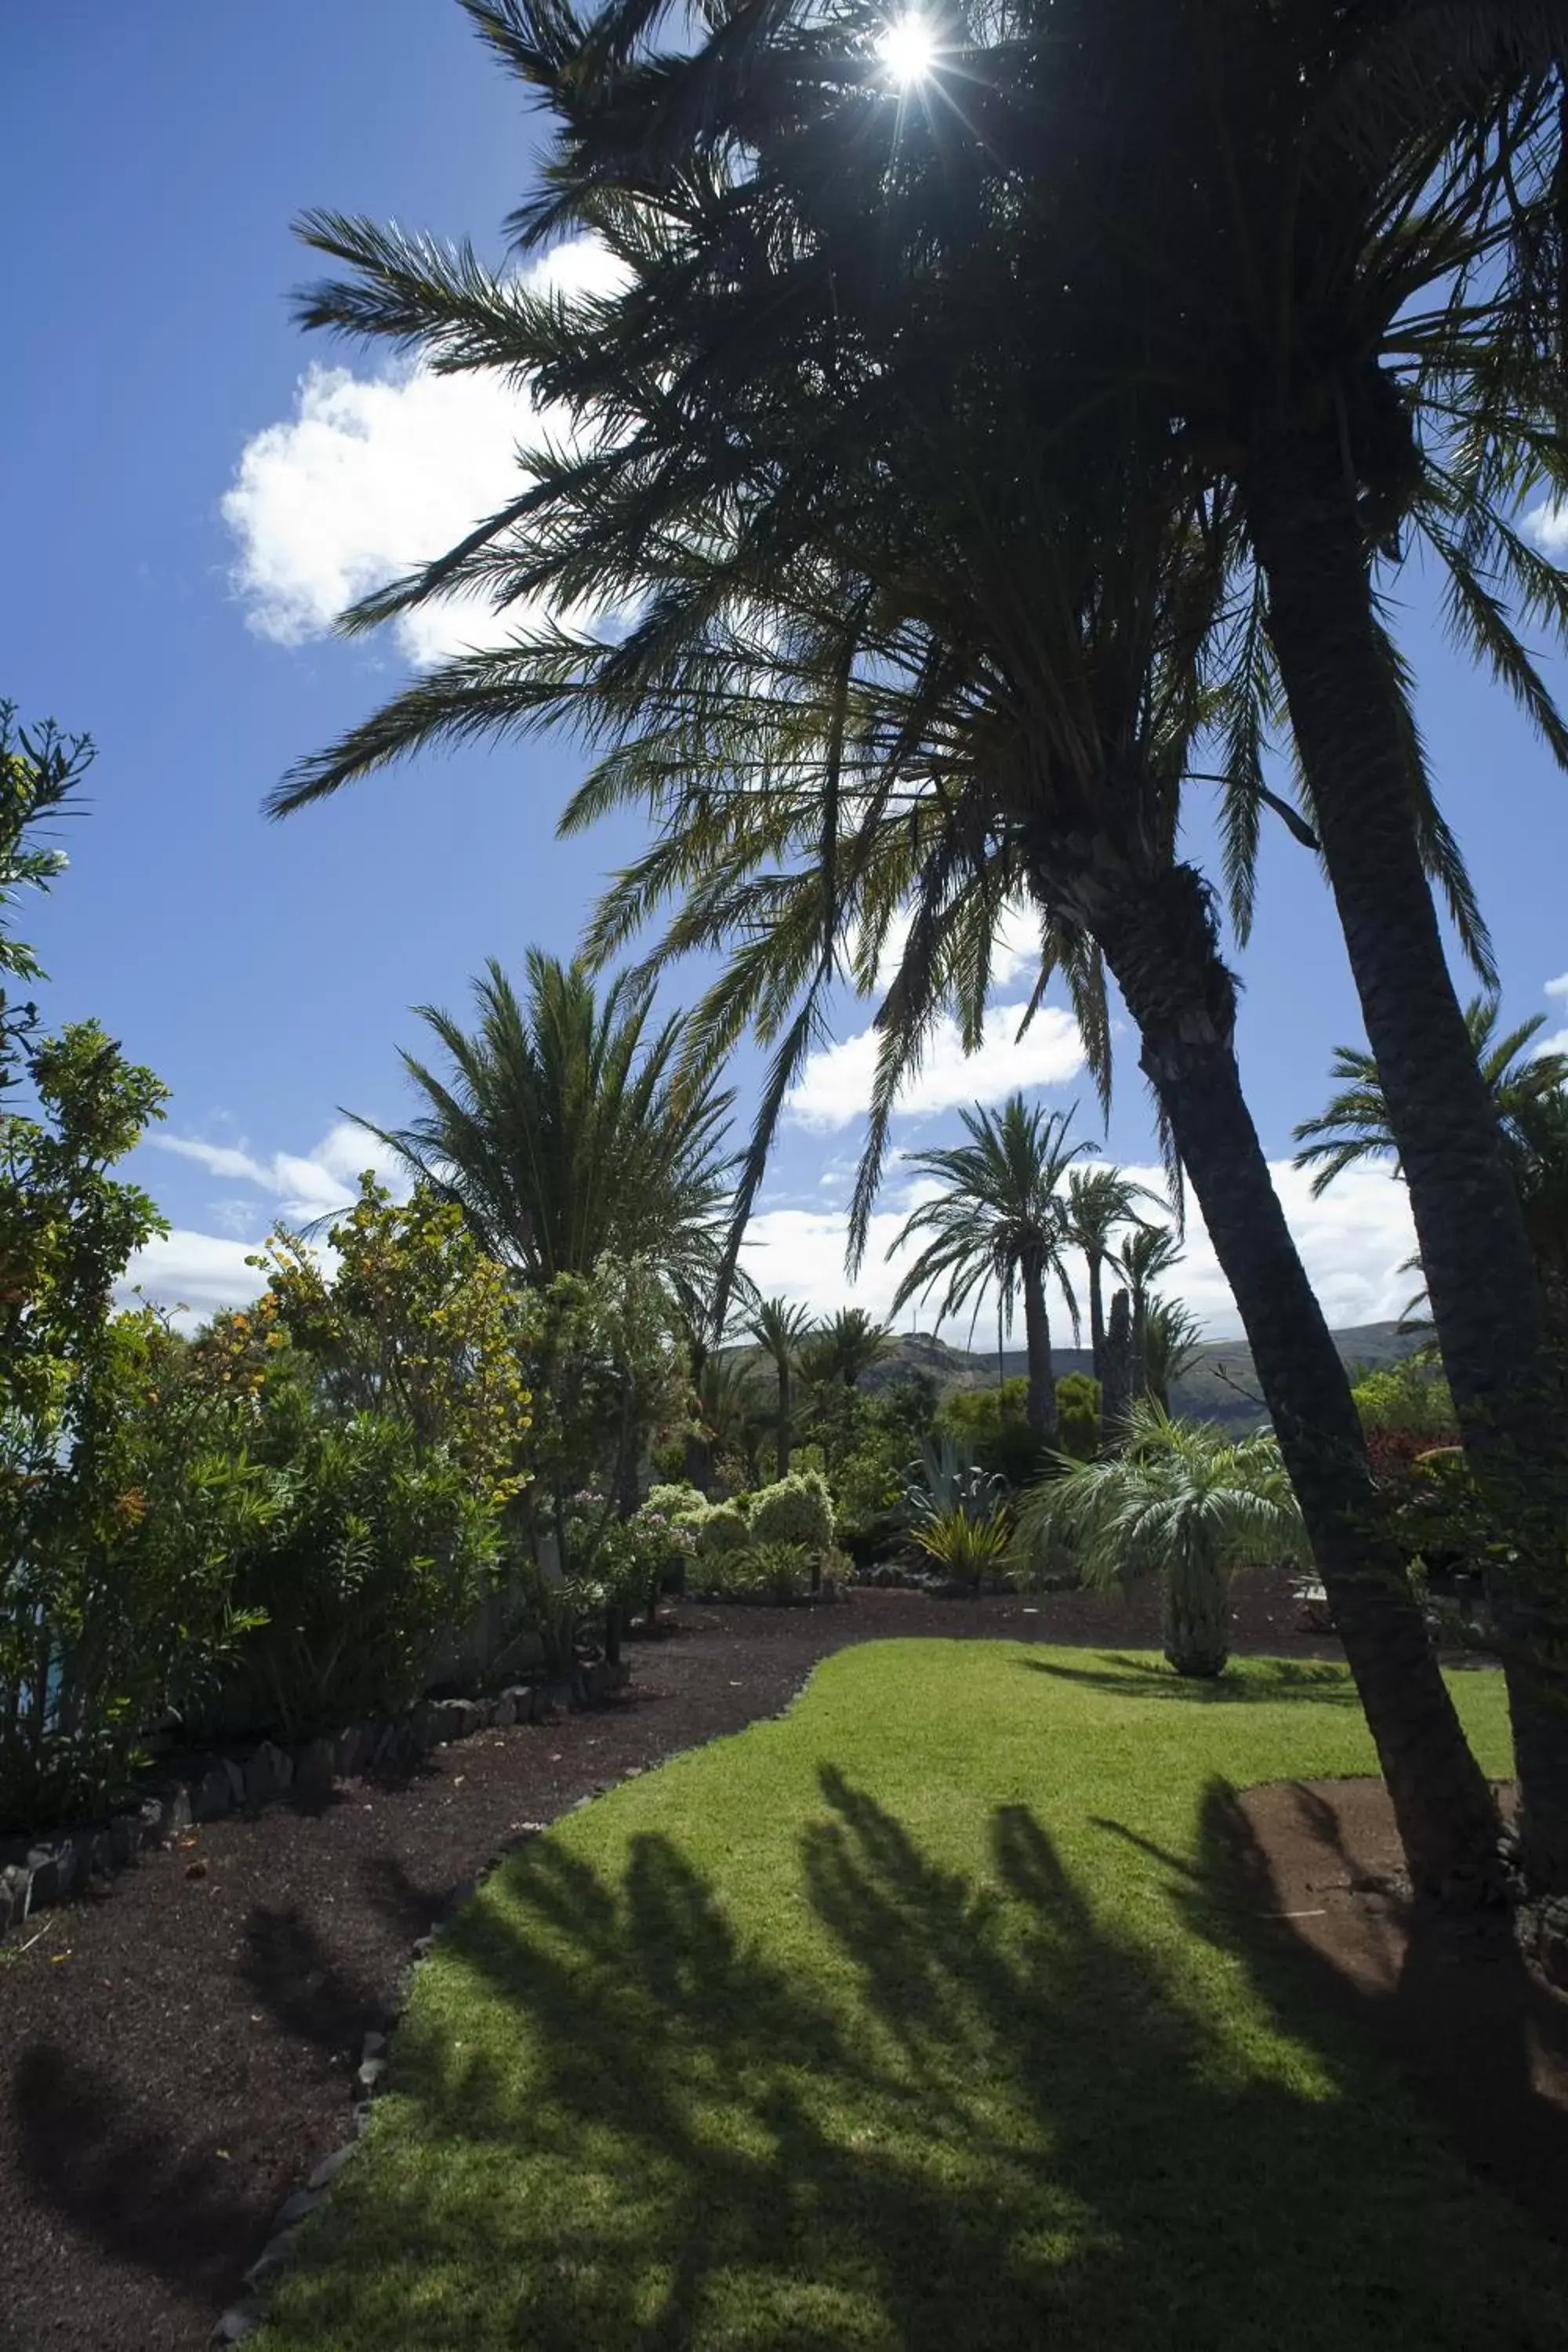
[0,1667,633,1944]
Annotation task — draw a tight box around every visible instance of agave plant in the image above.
[1016,1402,1308,1678]
[901,1433,1007,1526]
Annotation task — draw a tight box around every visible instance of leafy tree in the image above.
[746,1295,814,1476]
[1018,1404,1308,1679]
[1054,1371,1102,1463]
[891,1098,1087,1439]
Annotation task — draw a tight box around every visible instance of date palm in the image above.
[264,9,1506,1886]
[1294,1000,1568,1196]
[1064,1166,1154,1384]
[810,1308,891,1392]
[1112,1221,1184,1406]
[746,1295,814,1476]
[358,953,736,1323]
[1143,1298,1204,1416]
[891,1098,1087,1439]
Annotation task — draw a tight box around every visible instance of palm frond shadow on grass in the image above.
[1018,1653,1361,1704]
[259,1759,1563,2350]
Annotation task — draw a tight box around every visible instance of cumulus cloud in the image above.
[147,1120,407,1227]
[223,238,622,666]
[1547,974,1568,1000]
[786,1001,1086,1131]
[120,1229,268,1326]
[742,1157,1420,1337]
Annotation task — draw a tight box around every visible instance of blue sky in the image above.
[4,4,1565,1338]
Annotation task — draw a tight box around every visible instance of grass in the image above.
[256,1646,1567,2350]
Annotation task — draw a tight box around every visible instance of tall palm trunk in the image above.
[1129,1286,1149,1402]
[1087,1253,1106,1383]
[1102,1289,1134,1445]
[1020,1254,1059,1439]
[1073,854,1500,1892]
[1249,441,1568,1889]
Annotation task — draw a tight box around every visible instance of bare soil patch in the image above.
[1225,1770,1568,2243]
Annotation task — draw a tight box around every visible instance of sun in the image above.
[876,13,939,86]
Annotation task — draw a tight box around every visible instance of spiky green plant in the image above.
[909,1504,1014,1592]
[1017,1402,1308,1677]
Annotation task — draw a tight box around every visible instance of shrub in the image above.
[734,1539,816,1602]
[698,1500,751,1558]
[748,1468,835,1555]
[909,1504,1013,1590]
[645,1481,709,1535]
[1055,1373,1102,1461]
[230,1411,501,1739]
[1352,1356,1456,1444]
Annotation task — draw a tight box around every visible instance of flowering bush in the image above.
[748,1469,835,1556]
[697,1500,751,1558]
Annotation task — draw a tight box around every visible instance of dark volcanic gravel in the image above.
[0,1573,1334,2352]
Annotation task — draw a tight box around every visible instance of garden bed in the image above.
[0,1573,1358,2350]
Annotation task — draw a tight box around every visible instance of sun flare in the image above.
[876,13,939,85]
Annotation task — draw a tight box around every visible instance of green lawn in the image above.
[256,1646,1568,2350]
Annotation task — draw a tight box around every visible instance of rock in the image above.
[335,1726,376,1780]
[447,1877,478,1915]
[192,1766,233,1824]
[419,1698,472,1748]
[489,1692,517,1730]
[274,2186,323,2230]
[243,2226,303,2288]
[307,2143,356,2193]
[107,1813,141,1870]
[361,2030,387,2062]
[292,1737,337,1799]
[26,1842,71,1908]
[0,1867,24,1937]
[356,2056,388,2096]
[411,1933,436,1960]
[353,2099,376,2139]
[82,1829,113,1883]
[212,2300,263,2344]
[501,1685,539,1725]
[245,1740,292,1808]
[136,1798,165,1849]
[158,1786,192,1841]
[450,1697,487,1739]
[222,1758,246,1808]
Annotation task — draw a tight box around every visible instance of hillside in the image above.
[861,1320,1431,1429]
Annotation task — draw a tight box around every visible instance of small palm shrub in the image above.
[731,1539,816,1602]
[1015,1403,1308,1677]
[909,1505,1013,1591]
[749,1468,835,1555]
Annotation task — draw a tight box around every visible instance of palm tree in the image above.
[263,13,1508,1889]
[1112,1221,1184,1405]
[812,1308,891,1391]
[746,1296,814,1477]
[1294,1000,1568,1197]
[890,1098,1087,1440]
[1064,1166,1154,1384]
[359,953,736,1313]
[1018,1401,1309,1679]
[1143,1298,1204,1417]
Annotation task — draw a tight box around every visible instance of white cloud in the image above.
[786,1001,1085,1131]
[223,238,622,666]
[1527,500,1568,562]
[742,1158,1420,1338]
[1546,973,1568,1000]
[870,898,1046,994]
[120,1229,267,1327]
[148,1120,406,1227]
[1539,1029,1568,1059]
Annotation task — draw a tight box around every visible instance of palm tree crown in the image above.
[1017,1401,1307,1678]
[891,1095,1088,1437]
[358,952,736,1323]
[1293,998,1568,1197]
[746,1294,815,1476]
